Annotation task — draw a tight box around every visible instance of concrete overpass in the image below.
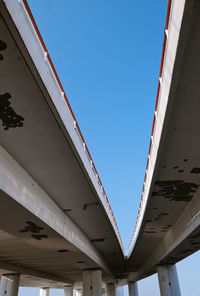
[0,0,200,295]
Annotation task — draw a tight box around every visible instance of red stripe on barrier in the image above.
[22,0,122,245]
[129,0,172,250]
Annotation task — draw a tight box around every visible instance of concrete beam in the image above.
[0,144,111,276]
[0,261,71,286]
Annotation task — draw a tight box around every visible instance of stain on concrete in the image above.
[153,180,199,201]
[19,221,44,233]
[0,40,7,60]
[90,238,105,243]
[154,212,168,222]
[32,234,48,241]
[191,168,200,174]
[0,92,24,130]
[83,202,98,210]
[19,221,48,241]
[144,231,157,234]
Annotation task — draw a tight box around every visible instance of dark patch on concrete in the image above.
[146,220,152,223]
[154,212,168,222]
[0,92,24,130]
[77,261,85,264]
[153,208,158,210]
[184,159,188,162]
[83,202,98,210]
[0,40,7,61]
[178,170,184,173]
[63,209,71,212]
[32,234,48,241]
[191,168,200,174]
[19,221,44,233]
[153,180,199,201]
[90,238,105,243]
[20,221,48,241]
[144,231,157,234]
[163,166,166,169]
[57,249,68,253]
[173,166,178,169]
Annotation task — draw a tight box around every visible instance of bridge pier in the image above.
[40,287,50,296]
[82,270,102,296]
[106,282,116,296]
[64,285,74,296]
[157,265,181,296]
[0,274,20,296]
[128,281,138,296]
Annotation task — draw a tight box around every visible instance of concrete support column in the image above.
[40,287,50,296]
[0,276,9,296]
[157,265,181,296]
[9,274,20,296]
[83,270,102,296]
[64,285,73,296]
[106,282,116,296]
[128,282,138,296]
[0,274,20,296]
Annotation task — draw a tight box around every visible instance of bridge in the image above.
[0,0,199,295]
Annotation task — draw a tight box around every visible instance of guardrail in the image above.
[16,0,123,250]
[127,0,172,254]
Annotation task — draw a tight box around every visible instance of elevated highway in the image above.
[0,0,200,295]
[127,0,200,283]
[0,0,124,290]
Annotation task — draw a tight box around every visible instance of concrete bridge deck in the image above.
[0,0,200,295]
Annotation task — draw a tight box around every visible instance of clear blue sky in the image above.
[18,0,200,295]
